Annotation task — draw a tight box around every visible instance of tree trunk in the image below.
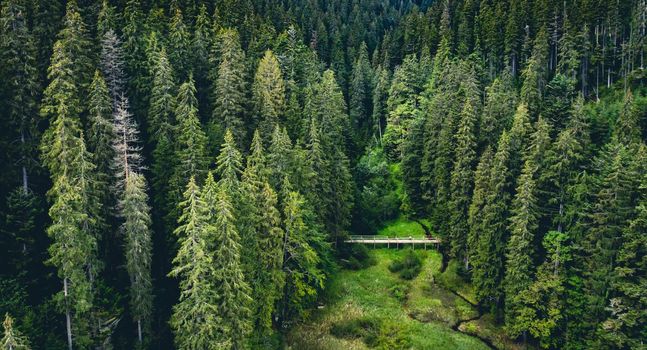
[137,319,142,343]
[64,278,73,350]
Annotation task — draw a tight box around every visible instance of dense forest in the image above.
[0,0,645,349]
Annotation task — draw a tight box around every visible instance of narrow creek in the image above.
[411,220,498,350]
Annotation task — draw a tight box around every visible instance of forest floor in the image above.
[286,220,527,350]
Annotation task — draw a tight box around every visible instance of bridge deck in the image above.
[344,235,441,248]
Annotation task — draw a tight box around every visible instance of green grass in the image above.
[286,250,490,350]
[376,215,432,238]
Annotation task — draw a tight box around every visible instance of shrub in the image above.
[389,283,410,303]
[388,250,422,279]
[339,243,376,270]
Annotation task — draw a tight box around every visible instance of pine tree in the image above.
[384,55,422,159]
[147,47,176,143]
[41,35,100,350]
[216,129,243,195]
[96,0,117,38]
[250,182,285,339]
[467,147,494,269]
[473,131,513,313]
[87,70,116,255]
[543,96,590,233]
[583,140,644,344]
[168,8,190,81]
[600,172,647,348]
[0,0,41,193]
[314,70,354,241]
[173,75,209,182]
[349,42,374,151]
[211,182,252,348]
[267,125,294,192]
[1,313,30,350]
[120,172,153,344]
[515,231,572,348]
[371,66,390,141]
[615,89,643,144]
[503,119,551,337]
[279,188,328,326]
[147,47,177,226]
[169,177,221,350]
[479,71,517,149]
[253,50,286,140]
[211,28,247,146]
[449,99,479,268]
[56,0,93,99]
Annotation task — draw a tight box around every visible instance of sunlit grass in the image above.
[287,249,490,349]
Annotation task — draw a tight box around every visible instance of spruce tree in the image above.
[173,75,209,182]
[56,0,93,99]
[0,0,41,193]
[41,37,100,350]
[216,129,243,195]
[250,182,285,339]
[473,131,513,313]
[1,313,30,350]
[479,71,517,149]
[253,50,286,140]
[121,173,153,344]
[169,177,221,350]
[467,147,494,269]
[211,182,252,348]
[168,8,190,81]
[211,28,247,146]
[449,99,478,267]
[349,42,374,150]
[503,120,551,337]
[601,173,647,347]
[315,70,353,241]
[279,188,328,325]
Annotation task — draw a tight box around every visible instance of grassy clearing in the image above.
[286,249,489,349]
[375,215,432,238]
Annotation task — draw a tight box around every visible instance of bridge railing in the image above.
[346,235,433,241]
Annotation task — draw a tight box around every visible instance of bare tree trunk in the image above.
[64,278,73,350]
[137,319,142,343]
[20,130,28,193]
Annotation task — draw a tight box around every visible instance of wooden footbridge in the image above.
[345,235,441,250]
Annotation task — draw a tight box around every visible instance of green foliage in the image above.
[1,313,31,350]
[388,250,423,280]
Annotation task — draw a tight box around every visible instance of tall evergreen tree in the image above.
[473,131,513,313]
[504,118,551,337]
[349,42,374,151]
[250,182,284,340]
[211,29,247,146]
[41,37,100,350]
[168,8,190,81]
[210,181,252,348]
[0,0,41,193]
[121,172,153,345]
[169,177,221,350]
[600,172,647,348]
[253,50,286,140]
[449,99,478,267]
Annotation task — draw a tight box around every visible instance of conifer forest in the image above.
[0,0,646,349]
